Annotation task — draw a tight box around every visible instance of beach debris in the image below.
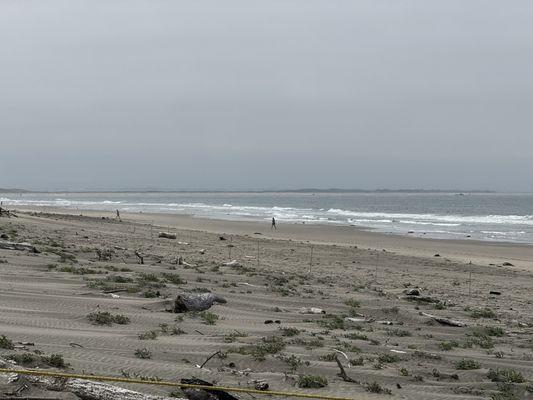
[199,249,206,254]
[403,288,420,296]
[181,378,238,400]
[390,349,407,354]
[345,317,368,323]
[172,293,227,313]
[178,241,190,245]
[490,291,502,296]
[377,320,394,325]
[109,294,120,299]
[219,236,227,241]
[298,307,325,314]
[158,232,177,239]
[0,234,8,240]
[0,356,178,400]
[502,262,514,266]
[403,295,441,304]
[421,312,466,327]
[434,254,440,257]
[333,349,349,361]
[0,241,39,253]
[252,380,269,391]
[264,320,281,324]
[134,250,144,264]
[334,355,358,383]
[223,260,241,267]
[0,207,18,218]
[198,351,222,369]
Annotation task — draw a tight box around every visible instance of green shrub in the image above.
[198,311,218,325]
[487,369,525,383]
[470,308,497,319]
[279,327,300,337]
[365,382,391,394]
[378,353,401,363]
[0,335,14,350]
[439,340,459,351]
[298,375,328,388]
[87,311,130,325]
[134,348,152,359]
[139,330,158,340]
[455,359,481,370]
[43,354,67,368]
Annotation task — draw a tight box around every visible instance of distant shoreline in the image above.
[0,188,500,194]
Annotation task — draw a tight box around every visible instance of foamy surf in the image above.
[1,192,533,243]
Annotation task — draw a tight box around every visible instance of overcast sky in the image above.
[1,1,532,191]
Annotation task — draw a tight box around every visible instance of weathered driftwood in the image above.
[158,232,177,239]
[0,207,18,218]
[134,250,144,264]
[30,375,181,400]
[0,358,183,400]
[334,356,358,383]
[0,241,39,253]
[421,312,466,327]
[173,293,227,313]
[180,378,238,400]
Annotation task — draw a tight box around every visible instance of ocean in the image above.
[2,192,533,244]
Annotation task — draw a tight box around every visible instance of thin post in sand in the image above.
[308,244,314,275]
[257,239,260,267]
[468,270,472,298]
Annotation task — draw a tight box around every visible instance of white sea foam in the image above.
[2,194,533,243]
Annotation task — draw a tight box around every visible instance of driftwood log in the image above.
[0,207,18,218]
[134,250,144,264]
[421,312,466,327]
[0,241,39,253]
[173,293,227,313]
[180,378,238,400]
[0,358,183,400]
[158,232,177,239]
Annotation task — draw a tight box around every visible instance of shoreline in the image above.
[16,206,533,271]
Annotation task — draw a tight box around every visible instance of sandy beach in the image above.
[1,208,532,399]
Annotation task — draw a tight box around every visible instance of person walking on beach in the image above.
[116,209,121,221]
[271,217,276,230]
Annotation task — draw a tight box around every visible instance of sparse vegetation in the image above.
[139,330,158,340]
[487,369,525,383]
[439,340,459,351]
[298,375,328,389]
[378,353,401,363]
[134,348,152,359]
[198,311,219,325]
[87,311,130,325]
[455,359,481,370]
[365,382,391,395]
[470,308,497,319]
[0,335,14,350]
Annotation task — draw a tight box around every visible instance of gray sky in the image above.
[1,1,532,191]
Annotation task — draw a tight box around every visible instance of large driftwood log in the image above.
[0,358,183,400]
[158,232,177,239]
[421,312,466,327]
[180,378,238,400]
[173,293,227,313]
[0,241,39,253]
